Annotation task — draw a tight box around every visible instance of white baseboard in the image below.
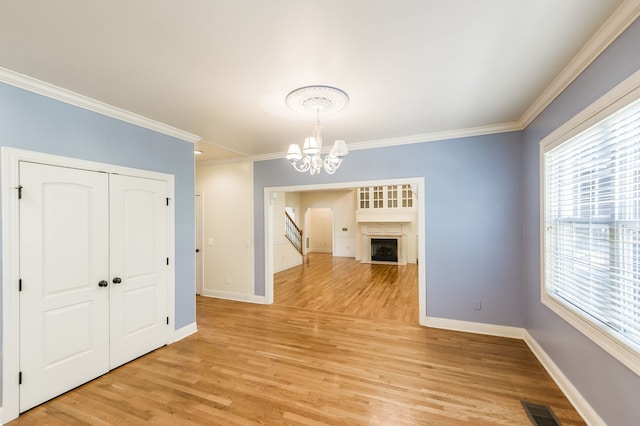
[202,289,267,304]
[523,332,605,426]
[424,316,526,339]
[274,259,302,273]
[422,317,603,425]
[172,321,198,343]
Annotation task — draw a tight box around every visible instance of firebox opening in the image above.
[371,238,398,262]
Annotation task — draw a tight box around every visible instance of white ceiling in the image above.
[0,0,631,163]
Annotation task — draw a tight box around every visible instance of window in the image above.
[359,187,370,209]
[373,186,384,208]
[543,89,640,375]
[387,186,398,208]
[402,184,413,208]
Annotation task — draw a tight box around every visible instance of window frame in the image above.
[540,69,640,376]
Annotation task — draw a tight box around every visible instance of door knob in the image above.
[112,277,122,284]
[98,280,108,287]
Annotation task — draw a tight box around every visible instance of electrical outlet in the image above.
[474,300,482,310]
[224,275,231,284]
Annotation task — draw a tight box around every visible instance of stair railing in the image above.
[284,211,303,255]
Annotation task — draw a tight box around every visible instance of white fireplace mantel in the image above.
[360,222,408,265]
[355,210,415,223]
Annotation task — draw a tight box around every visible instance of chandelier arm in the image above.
[289,159,311,173]
[323,155,343,174]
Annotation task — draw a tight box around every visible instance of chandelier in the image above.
[285,85,349,175]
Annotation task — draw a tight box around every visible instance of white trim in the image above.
[172,322,198,343]
[2,148,26,424]
[424,317,526,340]
[541,68,640,152]
[263,177,426,321]
[519,0,640,129]
[248,163,256,301]
[417,317,608,423]
[218,123,522,165]
[0,67,201,144]
[274,259,303,274]
[195,192,205,296]
[306,248,332,254]
[264,187,276,304]
[1,147,176,424]
[524,332,606,426]
[166,176,177,352]
[346,123,522,151]
[201,290,267,305]
[539,68,640,377]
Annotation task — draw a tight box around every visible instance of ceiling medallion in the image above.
[285,85,349,175]
[285,85,349,115]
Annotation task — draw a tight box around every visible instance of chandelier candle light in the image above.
[285,85,349,175]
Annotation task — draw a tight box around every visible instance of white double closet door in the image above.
[19,162,169,412]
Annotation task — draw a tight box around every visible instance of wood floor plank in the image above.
[275,253,419,323]
[10,254,585,425]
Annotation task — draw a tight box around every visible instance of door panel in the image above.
[19,162,110,412]
[109,174,168,369]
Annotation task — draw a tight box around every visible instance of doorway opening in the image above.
[304,207,333,254]
[264,177,426,325]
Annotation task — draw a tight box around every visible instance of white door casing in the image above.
[109,174,169,369]
[195,193,204,295]
[1,147,176,423]
[18,162,110,412]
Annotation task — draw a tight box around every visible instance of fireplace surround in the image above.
[360,222,408,264]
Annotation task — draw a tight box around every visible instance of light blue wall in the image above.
[522,18,640,426]
[0,82,196,404]
[254,131,524,326]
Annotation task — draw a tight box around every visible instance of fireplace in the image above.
[359,223,408,265]
[371,238,398,262]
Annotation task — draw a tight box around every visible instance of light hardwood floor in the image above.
[274,253,419,323]
[10,254,585,425]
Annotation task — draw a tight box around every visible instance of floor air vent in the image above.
[521,401,562,426]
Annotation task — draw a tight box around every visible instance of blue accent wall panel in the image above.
[522,18,640,426]
[255,131,524,327]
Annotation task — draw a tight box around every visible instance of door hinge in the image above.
[17,185,23,200]
[19,278,22,292]
[19,371,22,385]
[166,197,170,206]
[166,316,169,325]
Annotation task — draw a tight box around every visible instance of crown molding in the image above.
[210,121,523,166]
[345,122,523,152]
[518,0,640,128]
[0,67,201,143]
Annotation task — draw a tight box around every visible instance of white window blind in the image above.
[544,97,640,357]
